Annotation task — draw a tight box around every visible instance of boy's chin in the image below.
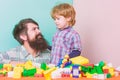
[58,28,64,30]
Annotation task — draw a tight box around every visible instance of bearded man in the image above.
[0,18,51,64]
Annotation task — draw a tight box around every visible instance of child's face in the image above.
[54,15,70,30]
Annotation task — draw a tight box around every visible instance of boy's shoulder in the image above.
[70,28,79,34]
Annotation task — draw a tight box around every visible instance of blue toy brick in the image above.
[64,61,72,67]
[57,59,63,67]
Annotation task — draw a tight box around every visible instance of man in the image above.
[0,18,51,64]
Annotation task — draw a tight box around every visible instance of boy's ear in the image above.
[20,34,27,41]
[66,17,71,21]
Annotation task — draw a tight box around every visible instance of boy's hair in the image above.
[13,18,39,45]
[51,3,76,26]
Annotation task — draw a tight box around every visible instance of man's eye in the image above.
[33,28,36,30]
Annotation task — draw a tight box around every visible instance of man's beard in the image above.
[27,33,48,52]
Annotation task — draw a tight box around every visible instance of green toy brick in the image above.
[41,62,47,70]
[94,66,103,74]
[107,73,112,78]
[22,68,36,76]
[0,64,3,69]
[99,61,105,67]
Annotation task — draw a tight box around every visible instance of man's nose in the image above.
[36,29,40,34]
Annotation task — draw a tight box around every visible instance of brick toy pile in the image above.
[0,56,120,80]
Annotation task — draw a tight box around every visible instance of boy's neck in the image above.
[59,26,71,30]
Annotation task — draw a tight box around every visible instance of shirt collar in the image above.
[35,52,41,57]
[21,45,41,58]
[58,26,72,31]
[21,45,30,58]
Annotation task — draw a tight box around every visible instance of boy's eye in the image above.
[56,18,60,20]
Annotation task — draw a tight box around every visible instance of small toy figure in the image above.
[70,64,81,78]
[59,55,72,68]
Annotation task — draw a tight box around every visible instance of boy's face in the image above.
[54,15,70,30]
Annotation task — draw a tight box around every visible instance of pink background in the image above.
[73,0,120,67]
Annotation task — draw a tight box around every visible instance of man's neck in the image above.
[23,42,38,57]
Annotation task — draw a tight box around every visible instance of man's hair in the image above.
[51,3,76,26]
[13,18,39,44]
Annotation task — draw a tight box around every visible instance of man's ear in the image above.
[20,34,27,41]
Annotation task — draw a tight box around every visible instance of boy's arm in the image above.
[69,50,81,58]
[68,33,82,58]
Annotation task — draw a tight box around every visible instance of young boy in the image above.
[50,3,82,65]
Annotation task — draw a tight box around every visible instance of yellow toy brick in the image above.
[13,67,23,79]
[79,74,82,77]
[16,63,24,67]
[43,67,56,80]
[3,64,12,72]
[14,66,23,73]
[36,68,44,74]
[0,69,7,75]
[103,65,115,76]
[62,59,67,63]
[24,60,35,69]
[64,55,69,59]
[13,72,22,79]
[86,72,92,78]
[109,68,115,76]
[103,65,109,69]
[70,56,89,65]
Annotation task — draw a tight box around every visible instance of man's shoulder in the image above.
[6,46,22,53]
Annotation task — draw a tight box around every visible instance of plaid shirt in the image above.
[0,46,51,64]
[51,27,82,65]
